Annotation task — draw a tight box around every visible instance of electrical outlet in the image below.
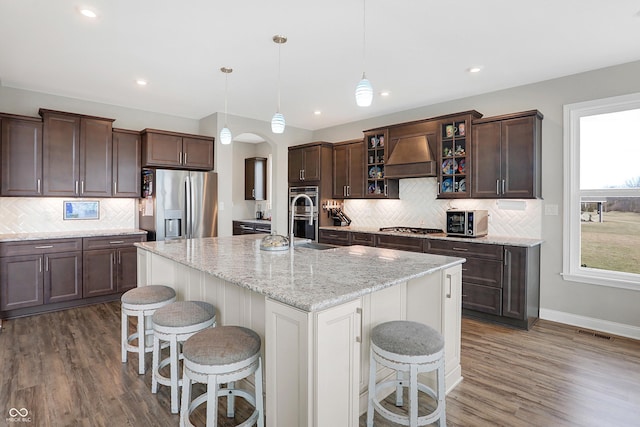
[544,204,558,216]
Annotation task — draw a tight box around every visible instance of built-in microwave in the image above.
[446,210,489,237]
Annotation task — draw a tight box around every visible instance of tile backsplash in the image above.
[343,178,541,238]
[0,197,136,233]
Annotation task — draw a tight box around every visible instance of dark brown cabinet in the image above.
[363,129,399,199]
[376,234,423,252]
[82,235,146,298]
[318,229,350,246]
[1,115,43,196]
[141,129,214,170]
[332,140,364,199]
[471,110,543,199]
[232,221,271,235]
[0,239,83,312]
[288,143,333,184]
[245,157,267,201]
[40,109,114,197]
[112,129,141,197]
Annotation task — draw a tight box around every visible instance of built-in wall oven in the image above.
[289,186,319,241]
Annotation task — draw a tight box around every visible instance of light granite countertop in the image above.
[0,229,147,243]
[136,234,465,312]
[320,226,543,247]
[233,219,272,225]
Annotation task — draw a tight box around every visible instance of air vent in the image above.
[576,329,613,340]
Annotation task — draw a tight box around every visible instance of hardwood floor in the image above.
[1,302,639,427]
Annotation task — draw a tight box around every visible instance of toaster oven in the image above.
[446,210,488,237]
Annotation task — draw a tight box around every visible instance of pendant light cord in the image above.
[277,42,282,113]
[362,0,366,75]
[224,72,229,126]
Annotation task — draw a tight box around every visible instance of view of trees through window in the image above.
[579,109,640,276]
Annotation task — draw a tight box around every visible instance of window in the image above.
[563,93,640,289]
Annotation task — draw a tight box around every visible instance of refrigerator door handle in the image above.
[185,176,192,238]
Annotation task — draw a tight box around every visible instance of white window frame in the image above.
[563,92,640,290]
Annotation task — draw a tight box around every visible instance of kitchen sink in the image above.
[296,242,339,250]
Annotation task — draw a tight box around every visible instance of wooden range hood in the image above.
[384,134,437,178]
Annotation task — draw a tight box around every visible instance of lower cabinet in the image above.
[0,234,145,318]
[232,221,271,235]
[318,229,350,245]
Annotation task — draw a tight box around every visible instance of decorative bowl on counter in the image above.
[260,234,290,251]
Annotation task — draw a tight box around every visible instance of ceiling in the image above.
[1,1,640,132]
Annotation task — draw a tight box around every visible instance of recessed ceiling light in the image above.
[467,66,483,73]
[79,8,97,18]
[313,110,322,116]
[380,91,390,97]
[135,79,148,86]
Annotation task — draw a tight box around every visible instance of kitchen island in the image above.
[136,234,464,427]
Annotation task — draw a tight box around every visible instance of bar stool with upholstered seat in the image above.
[180,326,264,427]
[151,300,217,414]
[121,285,176,375]
[366,320,446,427]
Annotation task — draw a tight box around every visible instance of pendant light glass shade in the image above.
[355,73,373,107]
[271,112,285,134]
[220,126,232,144]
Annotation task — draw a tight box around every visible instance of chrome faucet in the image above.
[290,194,314,248]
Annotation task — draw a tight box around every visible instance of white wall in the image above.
[313,60,640,335]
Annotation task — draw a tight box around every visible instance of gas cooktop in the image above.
[379,226,444,235]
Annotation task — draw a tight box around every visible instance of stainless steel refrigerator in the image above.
[139,169,218,241]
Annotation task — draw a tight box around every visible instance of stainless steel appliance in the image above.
[139,169,218,241]
[446,210,488,237]
[289,186,318,241]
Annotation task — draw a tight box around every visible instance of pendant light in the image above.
[271,35,287,134]
[355,0,373,107]
[220,67,233,145]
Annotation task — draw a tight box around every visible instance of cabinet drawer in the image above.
[318,229,350,245]
[425,239,503,260]
[0,238,83,257]
[254,225,271,234]
[350,232,374,246]
[461,257,503,288]
[462,283,502,315]
[83,235,145,250]
[233,221,258,235]
[375,235,423,252]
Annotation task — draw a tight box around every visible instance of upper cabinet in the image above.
[141,129,214,170]
[437,111,483,199]
[245,157,267,201]
[332,139,364,199]
[1,114,43,196]
[288,142,332,184]
[363,129,398,198]
[40,109,114,197]
[112,129,141,197]
[471,110,543,199]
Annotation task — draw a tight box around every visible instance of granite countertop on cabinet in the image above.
[235,219,272,225]
[320,225,543,248]
[135,234,464,312]
[0,229,147,242]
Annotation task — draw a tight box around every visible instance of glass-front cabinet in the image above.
[363,129,398,199]
[437,112,482,199]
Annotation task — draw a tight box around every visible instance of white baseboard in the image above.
[540,308,640,341]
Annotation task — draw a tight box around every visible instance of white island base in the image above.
[137,238,462,427]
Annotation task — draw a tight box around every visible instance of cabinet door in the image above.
[471,121,502,198]
[347,142,364,198]
[83,249,116,297]
[44,251,82,304]
[245,157,267,200]
[1,118,43,196]
[117,247,139,292]
[318,229,350,246]
[42,113,80,196]
[501,116,536,198]
[80,118,113,197]
[288,148,304,183]
[462,283,502,315]
[183,137,214,170]
[332,144,349,198]
[0,254,42,310]
[375,234,423,252]
[112,130,141,197]
[302,146,321,182]
[502,246,527,320]
[142,132,182,167]
[315,298,361,427]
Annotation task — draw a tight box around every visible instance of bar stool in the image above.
[151,301,217,414]
[180,326,264,427]
[366,320,446,427]
[121,285,176,375]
